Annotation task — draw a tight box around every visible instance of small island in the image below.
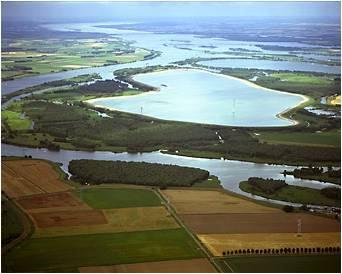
[240,177,340,207]
[283,167,341,185]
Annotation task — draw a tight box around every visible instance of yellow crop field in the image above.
[198,233,341,256]
[162,189,280,214]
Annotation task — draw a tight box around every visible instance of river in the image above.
[2,143,338,208]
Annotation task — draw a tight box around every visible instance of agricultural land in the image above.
[2,158,214,273]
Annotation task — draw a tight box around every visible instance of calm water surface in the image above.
[91,69,303,126]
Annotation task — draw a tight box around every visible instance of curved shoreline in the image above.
[86,67,310,127]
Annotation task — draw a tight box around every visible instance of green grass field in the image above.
[256,131,341,147]
[217,255,341,273]
[240,181,340,207]
[2,101,32,131]
[221,69,340,99]
[3,228,204,272]
[2,110,32,130]
[1,197,24,246]
[74,188,162,209]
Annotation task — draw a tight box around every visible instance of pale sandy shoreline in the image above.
[86,67,311,126]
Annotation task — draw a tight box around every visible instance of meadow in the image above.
[3,229,204,272]
[73,188,162,209]
[255,131,340,147]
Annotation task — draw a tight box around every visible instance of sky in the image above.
[2,1,341,22]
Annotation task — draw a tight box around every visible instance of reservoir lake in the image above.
[89,69,305,127]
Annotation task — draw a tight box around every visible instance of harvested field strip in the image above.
[2,160,71,198]
[162,189,280,214]
[181,213,341,234]
[31,209,108,228]
[4,229,204,272]
[79,258,216,273]
[2,165,43,197]
[17,192,85,211]
[198,233,341,256]
[33,206,179,238]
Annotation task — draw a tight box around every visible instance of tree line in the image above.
[222,246,341,257]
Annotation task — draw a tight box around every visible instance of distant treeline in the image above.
[68,159,209,187]
[284,167,341,185]
[70,79,129,94]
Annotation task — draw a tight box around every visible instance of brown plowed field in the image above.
[2,160,71,197]
[79,258,216,273]
[17,192,87,212]
[181,213,341,234]
[162,189,279,214]
[31,209,107,228]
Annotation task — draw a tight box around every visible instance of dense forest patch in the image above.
[68,159,210,187]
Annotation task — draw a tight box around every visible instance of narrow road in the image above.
[2,199,33,255]
[154,189,228,273]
